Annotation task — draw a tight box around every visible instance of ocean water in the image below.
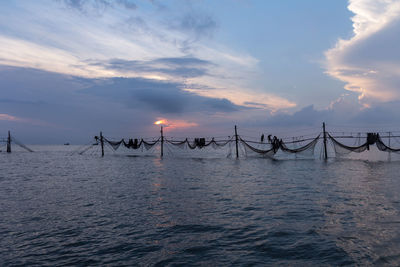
[1,146,400,266]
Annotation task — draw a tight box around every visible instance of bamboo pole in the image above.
[323,122,327,160]
[6,130,11,153]
[100,131,104,157]
[235,125,239,158]
[388,131,391,161]
[160,126,164,158]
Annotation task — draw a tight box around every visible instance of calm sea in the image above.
[1,145,400,266]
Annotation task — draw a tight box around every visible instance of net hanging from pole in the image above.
[240,134,321,158]
[11,135,34,152]
[164,137,234,158]
[104,137,160,151]
[239,137,276,158]
[279,134,321,157]
[328,133,369,155]
[376,134,400,153]
[166,137,232,149]
[328,132,381,156]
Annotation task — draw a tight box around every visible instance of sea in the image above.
[1,145,400,266]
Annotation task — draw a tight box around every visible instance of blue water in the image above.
[1,146,400,266]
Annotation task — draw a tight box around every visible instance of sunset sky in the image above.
[1,0,400,143]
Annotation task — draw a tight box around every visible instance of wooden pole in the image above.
[235,125,239,158]
[100,131,104,157]
[323,122,327,160]
[388,131,391,161]
[160,126,164,157]
[6,130,11,153]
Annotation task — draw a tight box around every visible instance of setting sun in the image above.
[154,120,166,125]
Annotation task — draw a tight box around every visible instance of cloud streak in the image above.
[0,113,23,122]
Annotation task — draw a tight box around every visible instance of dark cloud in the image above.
[177,13,217,39]
[92,56,214,78]
[63,0,85,10]
[154,57,211,66]
[164,10,218,53]
[266,105,331,127]
[117,0,137,10]
[263,102,400,129]
[63,0,111,13]
[62,0,136,13]
[81,77,240,114]
[243,101,269,108]
[352,102,400,125]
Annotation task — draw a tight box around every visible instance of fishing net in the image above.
[376,134,400,153]
[103,137,161,156]
[164,137,234,158]
[279,134,321,158]
[240,137,276,158]
[328,133,369,155]
[82,129,400,160]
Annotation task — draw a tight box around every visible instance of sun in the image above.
[154,120,166,125]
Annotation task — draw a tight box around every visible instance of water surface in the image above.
[1,146,400,265]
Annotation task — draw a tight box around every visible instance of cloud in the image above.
[81,77,242,114]
[261,95,400,131]
[93,56,213,79]
[175,13,217,39]
[117,0,137,10]
[325,0,400,106]
[266,105,331,127]
[0,1,295,113]
[62,0,136,13]
[0,113,23,122]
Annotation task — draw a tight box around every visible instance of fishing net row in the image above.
[104,137,160,151]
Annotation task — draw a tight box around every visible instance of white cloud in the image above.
[325,0,400,106]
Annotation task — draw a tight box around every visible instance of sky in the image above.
[1,0,400,144]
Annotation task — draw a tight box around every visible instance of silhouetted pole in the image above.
[6,130,11,153]
[323,122,327,160]
[389,131,392,161]
[160,126,164,157]
[235,125,239,158]
[100,131,104,157]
